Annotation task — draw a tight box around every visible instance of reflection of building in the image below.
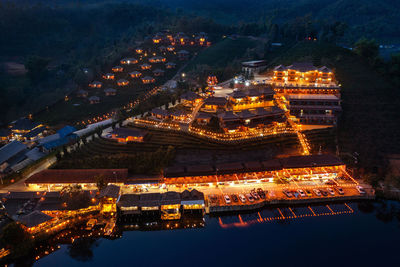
[286,94,341,125]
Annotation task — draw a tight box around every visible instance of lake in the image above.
[30,200,400,266]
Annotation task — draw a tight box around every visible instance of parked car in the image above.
[313,189,322,196]
[297,189,306,197]
[283,189,293,198]
[224,195,231,204]
[246,193,255,202]
[239,194,247,203]
[257,188,266,199]
[320,189,328,196]
[327,188,335,196]
[305,189,313,197]
[336,187,345,195]
[231,194,239,202]
[251,191,260,200]
[356,185,366,195]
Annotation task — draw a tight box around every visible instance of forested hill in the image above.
[139,0,400,43]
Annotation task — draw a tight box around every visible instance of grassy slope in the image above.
[269,41,400,170]
[184,37,258,71]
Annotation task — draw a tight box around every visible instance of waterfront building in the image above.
[98,184,120,214]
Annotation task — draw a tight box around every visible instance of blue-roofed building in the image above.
[42,135,77,151]
[0,141,28,173]
[57,126,77,138]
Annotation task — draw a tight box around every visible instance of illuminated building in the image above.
[110,128,147,143]
[112,66,124,72]
[285,94,341,125]
[140,63,152,70]
[165,62,176,69]
[102,73,115,80]
[228,87,275,111]
[98,184,120,214]
[76,90,88,98]
[242,60,268,75]
[120,58,138,65]
[117,79,129,86]
[129,71,142,78]
[149,56,166,63]
[202,97,228,112]
[88,81,102,88]
[141,76,155,84]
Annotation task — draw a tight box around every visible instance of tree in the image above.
[25,55,50,84]
[353,38,379,63]
[95,175,107,191]
[0,222,34,258]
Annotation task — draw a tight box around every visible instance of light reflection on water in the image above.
[10,200,400,266]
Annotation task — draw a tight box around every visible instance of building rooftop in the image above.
[204,97,228,106]
[111,127,147,139]
[287,94,340,100]
[11,118,40,132]
[181,91,200,101]
[98,184,120,199]
[0,141,27,165]
[151,108,169,117]
[25,169,128,185]
[287,62,318,72]
[18,210,53,228]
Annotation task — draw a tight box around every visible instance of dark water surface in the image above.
[34,201,400,267]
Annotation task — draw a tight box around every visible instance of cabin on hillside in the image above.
[117,79,129,87]
[77,89,88,98]
[142,76,155,84]
[110,128,147,143]
[165,62,176,69]
[120,58,138,65]
[112,66,124,72]
[102,73,115,80]
[177,50,189,60]
[88,96,100,104]
[129,71,142,78]
[153,69,165,77]
[89,81,102,88]
[104,88,117,96]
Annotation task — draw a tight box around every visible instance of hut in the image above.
[167,45,175,52]
[165,62,176,69]
[117,79,129,86]
[77,89,88,98]
[112,66,124,72]
[177,50,190,60]
[148,56,166,63]
[102,73,115,80]
[135,48,143,54]
[153,69,165,77]
[159,46,167,52]
[104,88,117,96]
[120,58,138,65]
[88,81,102,88]
[110,128,147,143]
[88,96,100,104]
[129,71,142,78]
[140,63,152,70]
[142,76,155,84]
